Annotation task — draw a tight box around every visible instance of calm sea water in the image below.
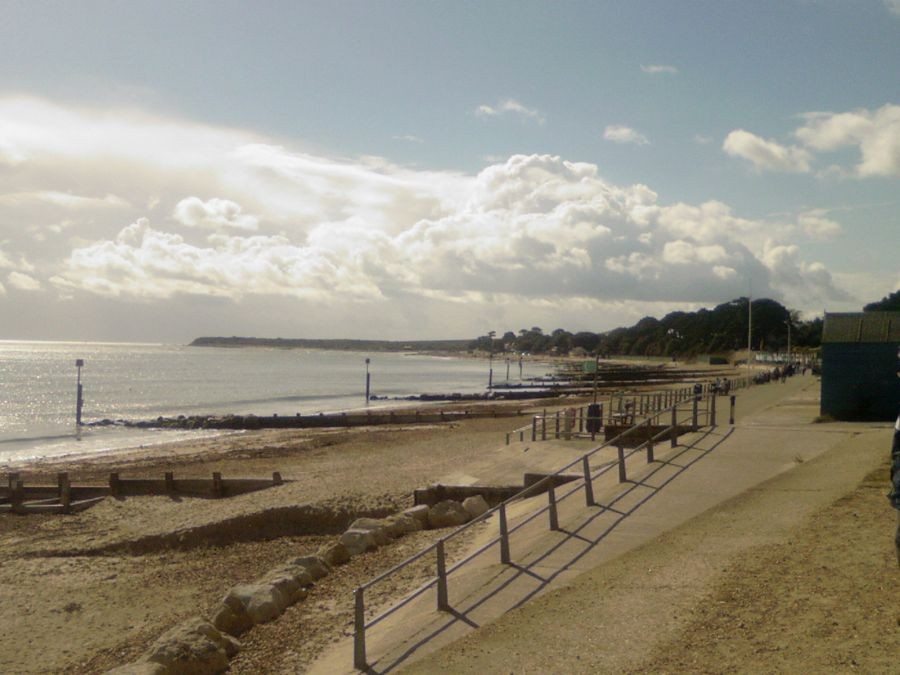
[0,341,530,465]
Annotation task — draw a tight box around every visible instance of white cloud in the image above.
[795,105,900,177]
[641,64,678,75]
[6,271,41,291]
[475,99,545,124]
[603,125,650,146]
[0,97,859,333]
[885,0,900,16]
[173,197,259,231]
[797,209,842,240]
[722,129,812,172]
[392,134,424,143]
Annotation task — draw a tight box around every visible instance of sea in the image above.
[0,341,534,466]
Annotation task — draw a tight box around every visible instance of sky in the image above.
[1,0,899,344]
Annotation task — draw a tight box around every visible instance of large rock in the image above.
[317,541,351,567]
[340,528,377,556]
[210,602,252,637]
[348,518,391,545]
[403,504,430,527]
[287,555,330,580]
[222,584,285,625]
[383,513,422,537]
[462,494,490,519]
[427,500,470,529]
[261,573,307,609]
[143,617,239,674]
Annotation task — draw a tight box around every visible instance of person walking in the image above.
[890,411,900,566]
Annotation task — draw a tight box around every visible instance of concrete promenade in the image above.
[309,374,891,674]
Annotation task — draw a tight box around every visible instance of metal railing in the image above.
[352,390,733,670]
[505,376,752,444]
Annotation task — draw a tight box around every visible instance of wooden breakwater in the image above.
[93,407,528,432]
[1,471,287,514]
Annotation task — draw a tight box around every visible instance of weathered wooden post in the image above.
[692,396,699,431]
[353,588,367,670]
[531,415,537,441]
[164,471,175,494]
[58,472,71,513]
[670,406,678,448]
[436,539,449,611]
[75,359,85,440]
[212,472,223,497]
[617,445,627,483]
[645,418,654,463]
[547,482,559,531]
[730,395,736,425]
[364,358,371,405]
[272,471,282,486]
[582,456,595,507]
[109,472,120,497]
[499,502,511,564]
[710,393,717,427]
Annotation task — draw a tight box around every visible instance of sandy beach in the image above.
[1,371,896,674]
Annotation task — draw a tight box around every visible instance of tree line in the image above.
[469,297,826,358]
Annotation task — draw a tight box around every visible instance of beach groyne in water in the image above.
[89,406,528,431]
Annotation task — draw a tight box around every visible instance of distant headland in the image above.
[189,336,471,353]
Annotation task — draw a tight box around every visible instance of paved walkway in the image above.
[309,375,889,674]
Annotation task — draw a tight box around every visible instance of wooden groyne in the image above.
[92,407,527,432]
[0,471,287,515]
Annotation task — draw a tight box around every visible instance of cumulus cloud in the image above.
[641,64,678,75]
[475,99,545,124]
[795,105,900,177]
[173,197,259,231]
[603,125,650,146]
[722,129,812,172]
[797,209,842,240]
[0,96,862,336]
[6,271,41,291]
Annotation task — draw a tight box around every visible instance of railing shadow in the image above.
[366,425,734,673]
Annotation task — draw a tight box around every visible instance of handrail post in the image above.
[554,410,560,439]
[710,392,717,426]
[645,418,654,463]
[547,482,559,530]
[617,444,627,483]
[499,502,511,564]
[582,456,595,506]
[353,588,367,670]
[531,416,537,441]
[729,394,736,425]
[691,396,699,431]
[541,409,547,440]
[670,406,678,448]
[436,539,449,611]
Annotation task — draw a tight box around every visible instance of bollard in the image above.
[499,502,511,564]
[353,588,367,670]
[541,409,547,441]
[710,393,717,426]
[164,471,175,494]
[554,410,560,439]
[531,416,537,441]
[645,418,654,463]
[109,472,120,497]
[272,471,282,486]
[692,396,699,431]
[7,472,19,490]
[730,395,736,425]
[436,539,449,611]
[59,473,71,513]
[617,445,627,483]
[212,472,223,497]
[547,482,559,531]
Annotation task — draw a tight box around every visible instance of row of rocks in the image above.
[106,495,492,674]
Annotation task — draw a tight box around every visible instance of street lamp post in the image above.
[784,320,792,364]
